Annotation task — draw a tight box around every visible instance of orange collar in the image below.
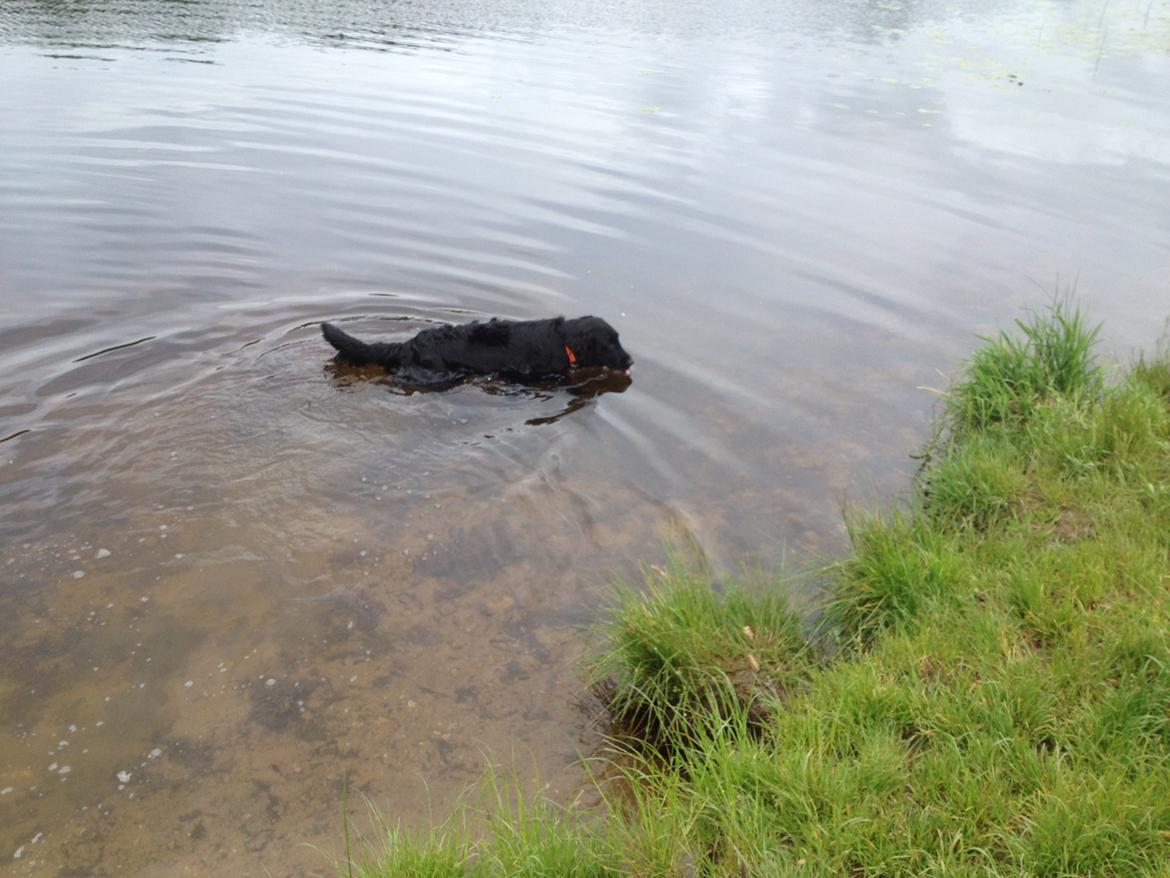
[564,344,577,367]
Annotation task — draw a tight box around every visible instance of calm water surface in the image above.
[2,0,1169,874]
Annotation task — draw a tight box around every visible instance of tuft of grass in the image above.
[588,561,810,745]
[822,511,966,645]
[342,807,469,878]
[945,299,1102,436]
[1134,355,1170,401]
[345,305,1170,878]
[341,775,620,878]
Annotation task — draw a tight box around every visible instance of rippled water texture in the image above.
[2,0,1169,873]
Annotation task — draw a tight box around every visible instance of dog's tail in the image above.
[321,322,379,364]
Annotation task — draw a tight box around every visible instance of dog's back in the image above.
[394,319,565,376]
[322,315,630,379]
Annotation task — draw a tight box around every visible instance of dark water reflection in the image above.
[2,0,1169,873]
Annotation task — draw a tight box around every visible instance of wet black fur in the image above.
[321,316,632,381]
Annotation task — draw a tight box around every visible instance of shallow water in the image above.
[2,0,1169,873]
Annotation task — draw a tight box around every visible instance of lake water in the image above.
[2,0,1169,873]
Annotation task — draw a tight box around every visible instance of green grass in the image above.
[587,561,811,746]
[342,303,1170,877]
[943,298,1102,436]
[341,776,620,878]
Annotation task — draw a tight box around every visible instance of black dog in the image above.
[321,316,632,381]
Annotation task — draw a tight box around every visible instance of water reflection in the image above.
[1,0,1169,874]
[326,357,632,424]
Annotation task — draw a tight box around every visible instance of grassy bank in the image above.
[345,305,1170,877]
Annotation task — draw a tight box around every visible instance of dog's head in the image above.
[562,316,633,374]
